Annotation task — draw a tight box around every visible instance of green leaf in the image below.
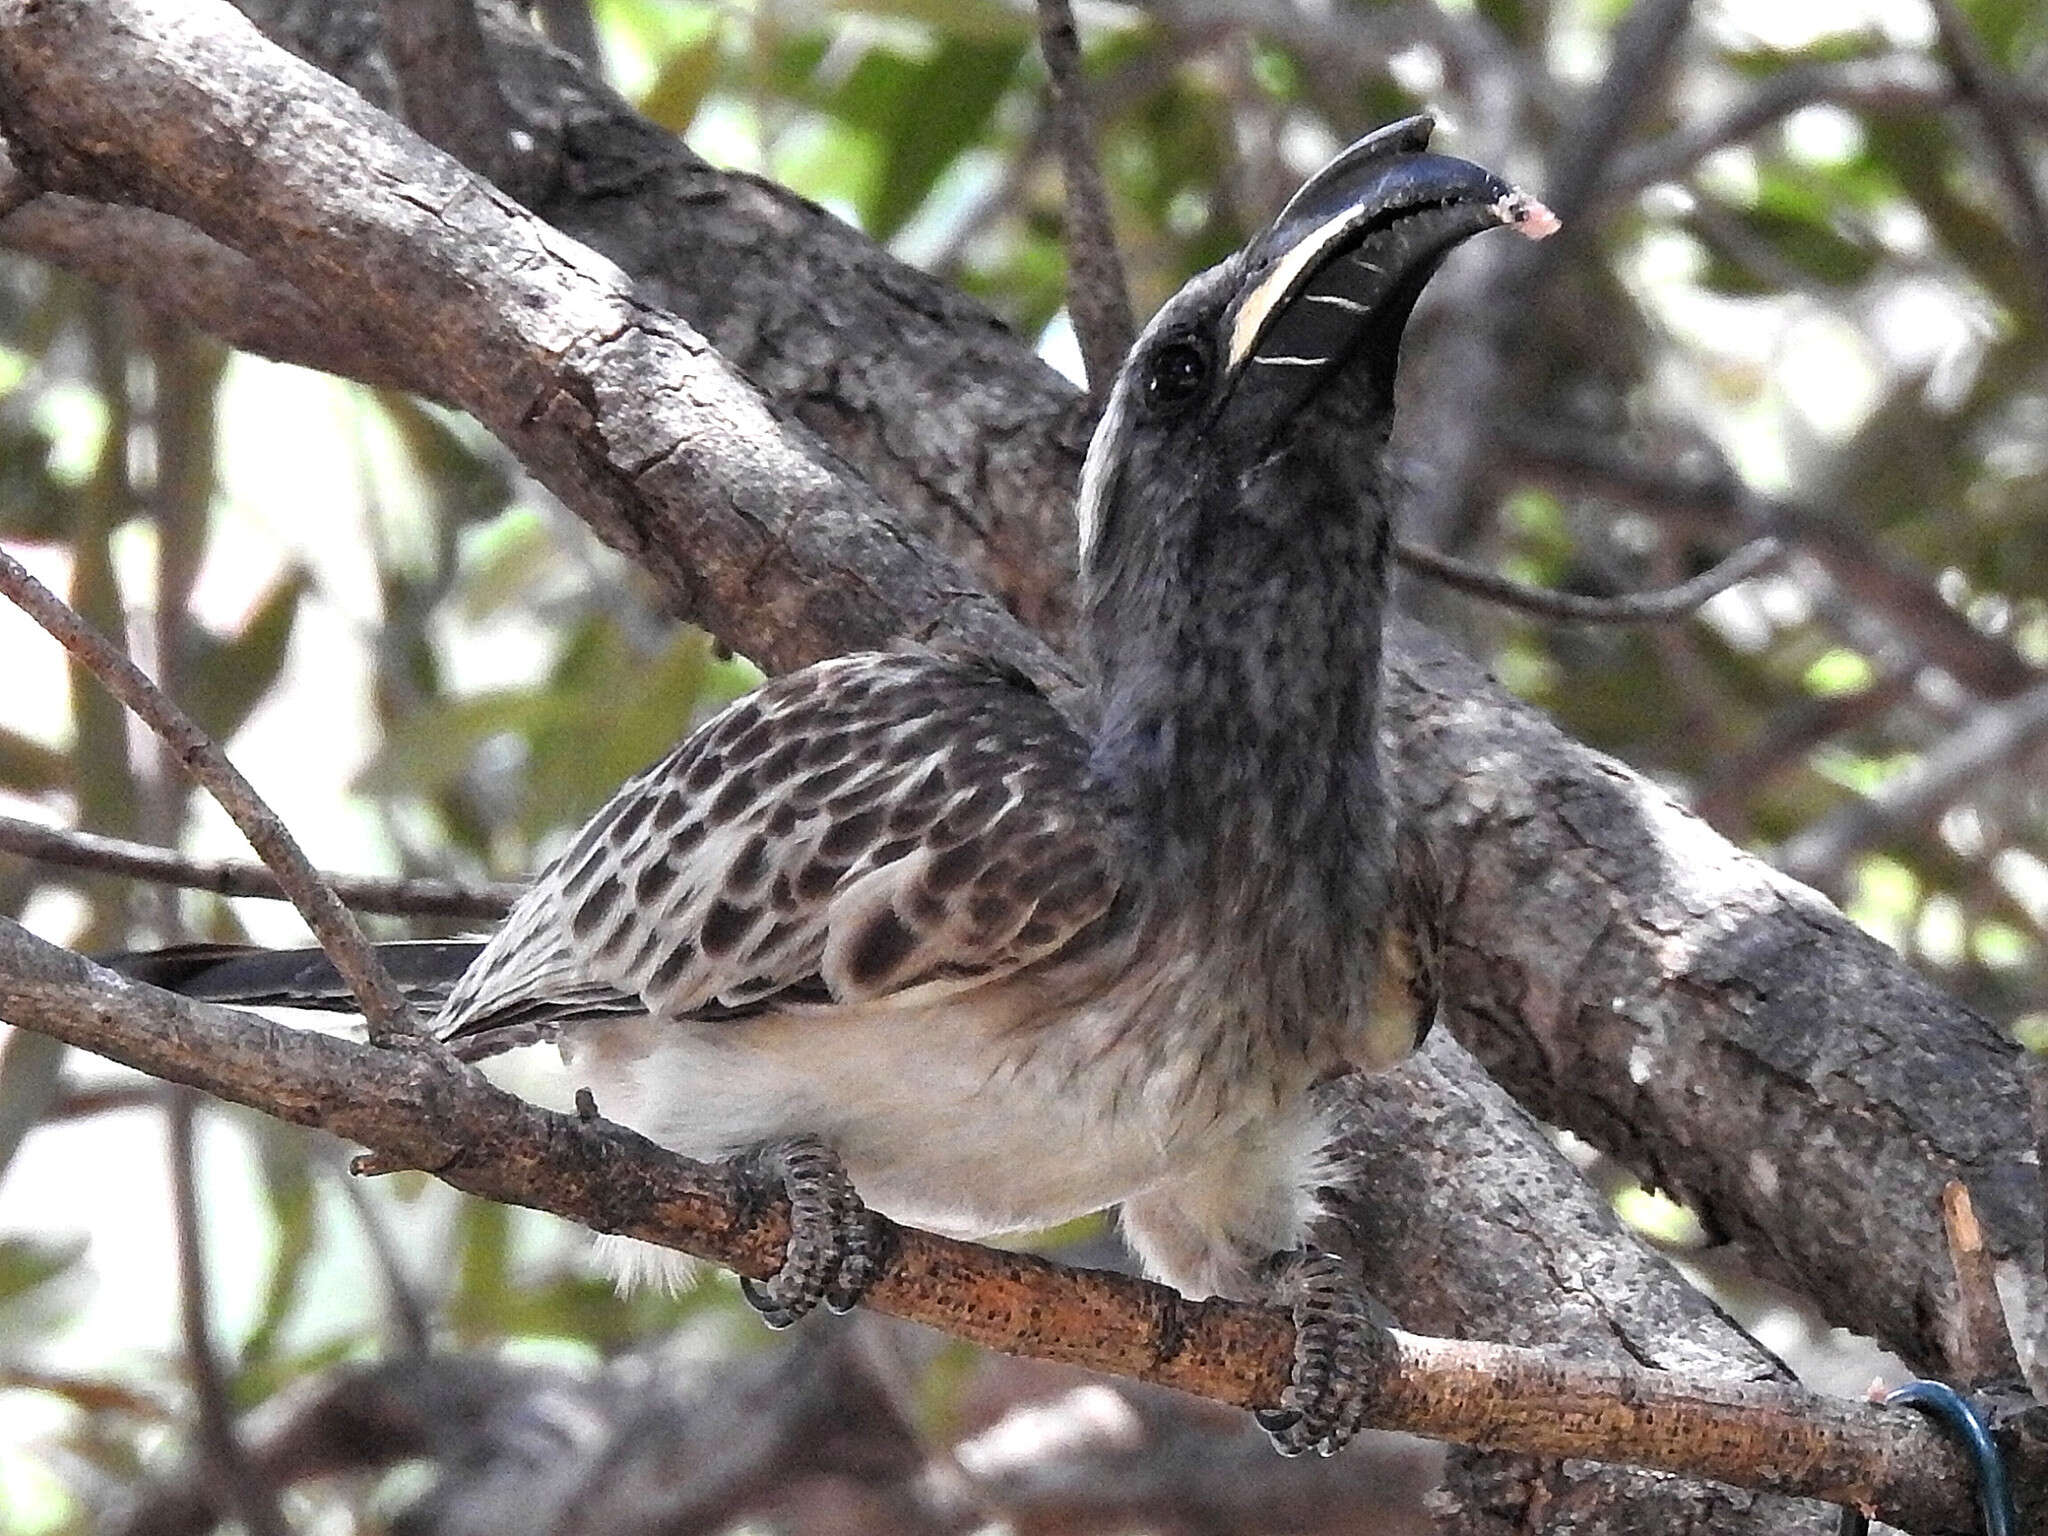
[638,34,723,133]
[179,570,311,744]
[0,725,68,794]
[0,1233,87,1336]
[830,36,1027,241]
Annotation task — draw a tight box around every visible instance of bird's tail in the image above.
[96,940,486,1015]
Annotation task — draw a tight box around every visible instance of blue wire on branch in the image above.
[1836,1380,2016,1536]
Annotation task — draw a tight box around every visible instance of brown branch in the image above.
[0,194,438,394]
[1395,534,1783,625]
[1776,678,2048,887]
[1508,429,2048,701]
[166,1090,292,1536]
[0,814,522,919]
[381,0,535,200]
[2,1365,171,1418]
[0,917,1995,1535]
[1942,1182,2018,1390]
[1601,57,1958,206]
[1928,0,2048,319]
[1035,0,1134,396]
[0,548,422,1041]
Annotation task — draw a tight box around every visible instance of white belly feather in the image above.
[562,980,1335,1299]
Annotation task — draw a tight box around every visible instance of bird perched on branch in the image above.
[114,117,1553,1455]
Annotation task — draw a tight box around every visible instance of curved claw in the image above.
[1257,1247,1392,1458]
[732,1134,883,1329]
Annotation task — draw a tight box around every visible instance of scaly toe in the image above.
[1258,1247,1391,1457]
[733,1134,880,1330]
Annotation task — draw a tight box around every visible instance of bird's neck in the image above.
[1081,447,1394,955]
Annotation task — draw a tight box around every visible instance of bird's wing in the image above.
[437,652,1120,1042]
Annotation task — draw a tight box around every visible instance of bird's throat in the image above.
[1084,462,1394,943]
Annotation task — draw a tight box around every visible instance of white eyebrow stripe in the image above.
[1254,354,1329,367]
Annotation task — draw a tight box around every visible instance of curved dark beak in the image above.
[1222,116,1553,411]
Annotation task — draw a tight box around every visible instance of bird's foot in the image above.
[731,1134,885,1329]
[1253,1247,1393,1457]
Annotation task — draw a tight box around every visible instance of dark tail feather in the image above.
[97,941,486,1014]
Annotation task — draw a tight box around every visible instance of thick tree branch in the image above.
[0,0,1066,692]
[0,193,438,394]
[0,917,2000,1534]
[1035,0,1134,395]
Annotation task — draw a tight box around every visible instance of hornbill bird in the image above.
[108,118,1553,1456]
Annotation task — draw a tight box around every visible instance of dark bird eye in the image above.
[1143,339,1210,410]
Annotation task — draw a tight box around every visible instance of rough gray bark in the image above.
[240,0,1096,638]
[1385,626,2038,1385]
[1331,1036,1830,1533]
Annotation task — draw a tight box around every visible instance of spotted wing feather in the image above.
[437,653,1119,1041]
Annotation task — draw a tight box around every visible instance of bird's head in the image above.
[1076,116,1554,582]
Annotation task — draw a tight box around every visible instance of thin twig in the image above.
[166,1090,293,1536]
[1395,535,1783,624]
[1508,429,2045,701]
[1036,0,1134,396]
[1601,57,1954,207]
[1926,0,2048,1346]
[0,920,1993,1536]
[0,814,521,919]
[1940,1181,2020,1387]
[333,1168,433,1355]
[1777,678,2048,887]
[0,1365,172,1419]
[1928,0,2048,318]
[0,549,422,1041]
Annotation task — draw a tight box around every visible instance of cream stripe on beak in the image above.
[1225,207,1370,371]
